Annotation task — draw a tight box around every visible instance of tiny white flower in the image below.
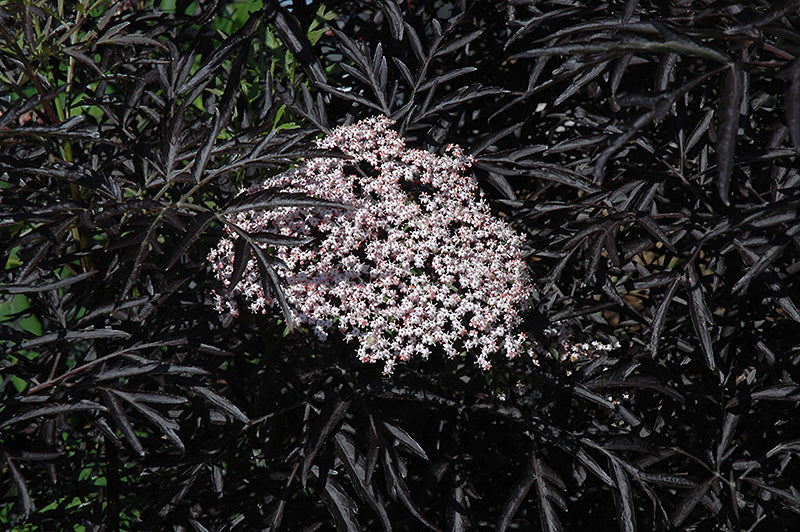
[209,116,534,373]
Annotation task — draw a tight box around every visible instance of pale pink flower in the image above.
[543,323,620,362]
[209,116,534,373]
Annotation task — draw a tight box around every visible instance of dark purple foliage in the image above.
[1,0,799,530]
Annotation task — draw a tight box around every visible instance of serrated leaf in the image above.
[211,464,223,495]
[716,64,744,205]
[96,33,166,49]
[376,0,404,41]
[728,0,800,34]
[113,390,184,452]
[752,385,800,401]
[379,421,428,461]
[166,211,214,270]
[95,362,161,381]
[716,413,739,465]
[622,0,639,23]
[745,479,800,512]
[228,236,251,292]
[249,232,314,247]
[189,518,210,532]
[191,386,249,423]
[392,58,416,87]
[333,432,393,532]
[382,447,442,531]
[177,15,258,96]
[732,242,787,293]
[671,478,713,527]
[611,459,637,532]
[511,40,729,64]
[404,23,426,62]
[5,454,34,519]
[0,85,67,130]
[21,328,131,349]
[340,62,372,87]
[637,472,695,489]
[120,217,163,299]
[610,53,633,98]
[62,46,106,77]
[1,270,97,294]
[533,454,565,532]
[447,480,468,532]
[301,398,351,488]
[686,265,715,370]
[496,453,538,532]
[434,30,482,58]
[318,474,360,532]
[475,160,599,193]
[125,391,189,406]
[685,108,714,155]
[419,67,476,92]
[783,59,800,153]
[192,40,249,183]
[266,3,327,85]
[317,82,385,111]
[101,389,145,457]
[250,241,294,329]
[734,241,800,322]
[554,61,609,107]
[575,447,614,487]
[635,214,677,253]
[366,414,381,486]
[471,122,524,157]
[423,85,507,117]
[1,401,107,428]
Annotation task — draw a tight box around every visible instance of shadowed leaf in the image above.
[716,64,744,205]
[301,398,351,488]
[5,454,34,519]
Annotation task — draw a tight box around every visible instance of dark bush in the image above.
[2,0,799,530]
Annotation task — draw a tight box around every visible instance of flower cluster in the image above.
[542,323,621,363]
[208,116,534,373]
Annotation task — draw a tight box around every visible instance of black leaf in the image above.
[301,398,351,488]
[686,265,715,370]
[1,401,107,428]
[671,478,714,527]
[101,389,145,457]
[634,214,676,253]
[113,390,184,452]
[1,270,97,294]
[379,420,429,461]
[716,64,744,205]
[265,3,327,85]
[317,474,360,532]
[177,15,258,96]
[434,30,482,58]
[166,211,214,270]
[611,459,637,532]
[376,0,404,41]
[228,236,251,292]
[381,447,442,531]
[192,38,249,183]
[496,452,537,532]
[333,432,393,532]
[4,454,34,519]
[783,59,800,153]
[191,386,249,423]
[20,328,130,349]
